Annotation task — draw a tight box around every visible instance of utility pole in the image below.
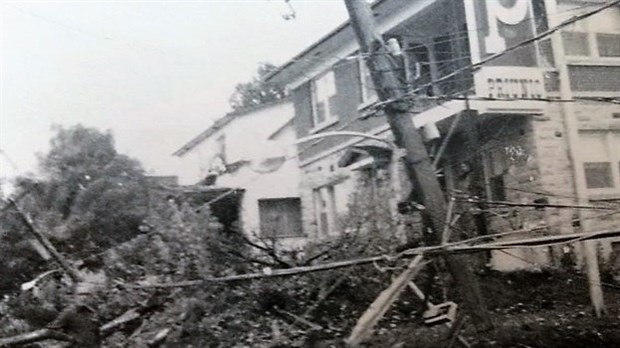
[544,0,605,317]
[343,0,492,330]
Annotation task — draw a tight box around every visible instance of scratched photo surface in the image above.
[1,1,619,347]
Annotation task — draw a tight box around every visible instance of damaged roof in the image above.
[172,97,290,157]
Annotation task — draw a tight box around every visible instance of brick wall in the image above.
[299,150,353,240]
[296,102,620,268]
[528,100,620,264]
[298,133,415,242]
[574,101,620,259]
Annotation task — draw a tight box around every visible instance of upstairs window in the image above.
[562,7,620,60]
[596,33,620,58]
[562,31,590,56]
[311,70,338,129]
[405,42,434,96]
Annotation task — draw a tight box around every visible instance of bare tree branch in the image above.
[0,329,74,347]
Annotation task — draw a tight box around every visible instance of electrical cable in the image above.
[366,0,620,112]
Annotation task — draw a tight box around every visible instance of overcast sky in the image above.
[0,0,348,186]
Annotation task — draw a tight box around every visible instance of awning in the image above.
[338,143,393,170]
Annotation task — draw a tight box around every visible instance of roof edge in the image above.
[267,116,294,140]
[263,0,388,84]
[172,97,291,157]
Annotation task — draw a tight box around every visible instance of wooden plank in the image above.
[345,255,425,347]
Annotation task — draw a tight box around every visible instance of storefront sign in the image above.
[464,0,538,67]
[475,67,546,99]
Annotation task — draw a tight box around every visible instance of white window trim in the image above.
[311,70,338,131]
[309,119,338,134]
[566,59,620,67]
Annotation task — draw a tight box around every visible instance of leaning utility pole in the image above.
[343,0,492,330]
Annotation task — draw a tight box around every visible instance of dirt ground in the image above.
[361,269,620,348]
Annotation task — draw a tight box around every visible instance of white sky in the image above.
[0,0,348,185]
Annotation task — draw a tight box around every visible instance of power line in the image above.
[266,0,602,87]
[496,249,620,291]
[504,186,620,208]
[276,1,599,72]
[445,210,620,248]
[287,0,616,157]
[369,0,620,112]
[456,198,617,211]
[4,3,167,54]
[118,227,620,288]
[427,94,620,106]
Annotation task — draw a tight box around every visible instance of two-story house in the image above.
[172,99,306,249]
[266,0,620,270]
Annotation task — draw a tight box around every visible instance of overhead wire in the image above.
[496,249,620,291]
[274,0,600,69]
[275,0,620,162]
[504,186,620,208]
[366,0,620,112]
[117,227,620,287]
[290,0,620,159]
[264,0,602,90]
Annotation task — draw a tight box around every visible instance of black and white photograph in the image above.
[1,0,619,347]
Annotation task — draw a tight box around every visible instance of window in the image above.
[580,131,620,197]
[596,33,620,58]
[562,7,620,60]
[358,57,378,105]
[405,42,433,96]
[584,162,613,188]
[313,185,338,237]
[311,70,338,128]
[562,31,590,56]
[483,147,508,201]
[259,198,303,238]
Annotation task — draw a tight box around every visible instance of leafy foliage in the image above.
[26,125,147,254]
[0,125,149,294]
[229,62,286,111]
[2,129,619,348]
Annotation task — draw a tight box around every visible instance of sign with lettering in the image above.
[464,0,538,67]
[475,67,546,99]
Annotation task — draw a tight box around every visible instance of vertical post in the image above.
[343,0,492,330]
[543,0,604,316]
